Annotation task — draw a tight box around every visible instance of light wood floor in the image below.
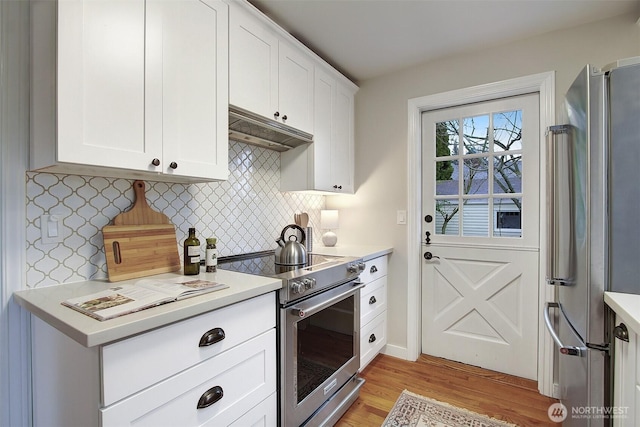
[336,354,559,426]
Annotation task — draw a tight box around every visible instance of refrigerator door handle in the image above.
[544,302,587,357]
[546,125,572,286]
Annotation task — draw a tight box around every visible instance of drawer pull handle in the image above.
[369,334,377,343]
[197,385,223,409]
[370,265,378,274]
[199,327,225,347]
[369,296,377,305]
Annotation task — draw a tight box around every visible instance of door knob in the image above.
[424,252,439,260]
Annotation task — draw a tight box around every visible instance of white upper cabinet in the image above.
[229,2,314,134]
[281,66,357,193]
[31,0,229,183]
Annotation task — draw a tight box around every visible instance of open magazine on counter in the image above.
[61,278,229,321]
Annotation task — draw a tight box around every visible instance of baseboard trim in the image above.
[381,344,411,361]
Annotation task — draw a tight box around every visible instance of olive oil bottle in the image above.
[183,228,200,275]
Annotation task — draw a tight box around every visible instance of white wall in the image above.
[328,12,640,355]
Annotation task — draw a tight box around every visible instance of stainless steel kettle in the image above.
[275,224,307,265]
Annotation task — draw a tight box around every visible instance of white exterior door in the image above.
[421,93,540,380]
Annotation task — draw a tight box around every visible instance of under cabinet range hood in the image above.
[228,105,313,152]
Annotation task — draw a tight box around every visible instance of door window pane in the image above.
[463,157,489,195]
[493,110,523,152]
[494,155,522,194]
[435,120,459,157]
[436,160,458,195]
[494,197,522,237]
[462,198,489,237]
[435,199,459,236]
[463,115,489,155]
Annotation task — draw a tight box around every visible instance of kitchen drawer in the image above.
[359,255,388,284]
[360,312,386,370]
[102,292,275,406]
[101,329,276,427]
[360,276,387,326]
[229,392,277,427]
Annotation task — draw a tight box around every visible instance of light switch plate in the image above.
[396,210,407,225]
[40,214,64,244]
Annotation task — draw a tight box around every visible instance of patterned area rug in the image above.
[382,390,517,427]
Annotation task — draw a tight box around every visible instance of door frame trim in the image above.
[406,71,556,397]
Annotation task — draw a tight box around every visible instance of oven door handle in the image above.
[290,280,364,319]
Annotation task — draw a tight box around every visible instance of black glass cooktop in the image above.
[217,251,343,277]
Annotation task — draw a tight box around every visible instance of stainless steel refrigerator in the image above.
[544,58,640,426]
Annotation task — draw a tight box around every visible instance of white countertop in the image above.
[604,292,640,334]
[13,268,281,348]
[311,244,393,261]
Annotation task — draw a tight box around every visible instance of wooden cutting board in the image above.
[103,181,181,282]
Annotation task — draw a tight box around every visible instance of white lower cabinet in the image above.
[31,293,277,427]
[101,330,276,426]
[613,314,639,427]
[359,255,388,369]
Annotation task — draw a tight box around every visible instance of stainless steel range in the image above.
[218,251,366,426]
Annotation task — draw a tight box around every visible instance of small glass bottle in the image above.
[205,238,218,273]
[183,228,200,275]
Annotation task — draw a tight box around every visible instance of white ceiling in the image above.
[248,0,640,83]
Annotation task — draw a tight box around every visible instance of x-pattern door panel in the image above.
[422,246,538,379]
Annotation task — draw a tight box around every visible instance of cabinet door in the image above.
[57,0,159,171]
[311,68,335,191]
[278,42,314,134]
[332,82,355,193]
[614,316,638,427]
[229,5,279,120]
[157,0,229,180]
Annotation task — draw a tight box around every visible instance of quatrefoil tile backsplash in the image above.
[26,141,325,288]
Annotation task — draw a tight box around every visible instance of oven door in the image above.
[281,279,363,427]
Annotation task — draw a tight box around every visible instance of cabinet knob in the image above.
[369,295,377,305]
[196,385,223,409]
[614,323,629,342]
[151,158,160,166]
[198,327,226,347]
[369,334,377,343]
[169,162,178,169]
[333,185,342,190]
[282,114,287,122]
[274,111,280,119]
[370,265,378,274]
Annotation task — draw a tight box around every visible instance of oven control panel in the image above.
[290,278,316,295]
[280,256,365,304]
[347,262,366,274]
